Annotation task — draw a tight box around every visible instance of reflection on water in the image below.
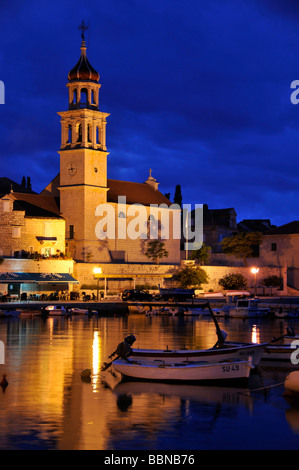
[0,314,299,449]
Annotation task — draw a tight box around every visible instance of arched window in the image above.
[73,89,78,104]
[91,90,96,104]
[77,123,82,142]
[80,88,88,107]
[67,124,72,144]
[87,124,92,143]
[96,126,100,145]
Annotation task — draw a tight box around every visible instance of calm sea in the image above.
[0,312,299,450]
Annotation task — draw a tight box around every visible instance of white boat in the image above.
[68,307,98,315]
[212,306,231,318]
[43,305,68,315]
[113,357,254,383]
[229,298,269,318]
[131,341,265,366]
[261,331,299,362]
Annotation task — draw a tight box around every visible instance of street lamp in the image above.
[251,267,259,297]
[93,267,102,300]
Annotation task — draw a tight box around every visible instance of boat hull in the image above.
[131,343,265,366]
[113,358,253,383]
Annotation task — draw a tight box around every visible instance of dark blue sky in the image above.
[1,0,299,227]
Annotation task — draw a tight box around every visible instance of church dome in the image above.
[68,40,99,83]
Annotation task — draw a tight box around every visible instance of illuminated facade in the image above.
[41,34,180,264]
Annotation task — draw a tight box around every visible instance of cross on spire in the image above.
[78,20,88,40]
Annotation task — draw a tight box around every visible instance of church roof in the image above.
[41,174,172,207]
[106,179,172,206]
[68,40,99,83]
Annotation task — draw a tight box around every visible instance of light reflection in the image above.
[251,324,260,344]
[92,331,101,390]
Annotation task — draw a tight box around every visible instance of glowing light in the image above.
[93,267,102,275]
[251,267,259,274]
[92,331,101,390]
[251,325,260,344]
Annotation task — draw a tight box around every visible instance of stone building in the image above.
[41,33,180,265]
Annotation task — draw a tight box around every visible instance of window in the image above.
[2,199,10,211]
[87,124,92,143]
[69,225,74,239]
[67,124,72,144]
[271,243,277,252]
[44,222,52,237]
[77,123,82,143]
[80,88,88,107]
[96,126,100,145]
[12,226,21,238]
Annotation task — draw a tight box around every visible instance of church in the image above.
[0,28,181,296]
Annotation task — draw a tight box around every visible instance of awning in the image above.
[0,273,79,284]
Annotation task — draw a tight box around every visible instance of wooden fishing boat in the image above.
[260,332,299,362]
[131,341,266,366]
[113,357,254,383]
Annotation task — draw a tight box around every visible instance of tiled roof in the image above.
[41,173,173,207]
[264,221,299,235]
[11,193,61,218]
[106,179,172,206]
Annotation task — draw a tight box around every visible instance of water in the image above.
[0,313,299,450]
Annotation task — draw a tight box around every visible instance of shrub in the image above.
[218,273,247,290]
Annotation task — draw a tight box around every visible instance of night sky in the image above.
[1,0,299,227]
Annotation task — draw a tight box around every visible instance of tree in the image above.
[189,243,211,265]
[218,273,247,290]
[26,176,32,191]
[263,275,282,289]
[174,265,209,288]
[174,184,182,207]
[221,232,263,266]
[144,240,168,264]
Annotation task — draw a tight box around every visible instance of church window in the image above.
[73,89,78,104]
[96,126,100,145]
[77,123,82,142]
[67,125,72,143]
[91,90,96,104]
[87,124,92,143]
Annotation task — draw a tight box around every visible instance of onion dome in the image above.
[68,40,100,83]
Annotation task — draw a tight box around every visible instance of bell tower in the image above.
[58,23,110,261]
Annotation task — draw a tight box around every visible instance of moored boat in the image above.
[43,305,68,316]
[131,341,265,366]
[0,309,21,317]
[229,298,269,318]
[113,357,254,383]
